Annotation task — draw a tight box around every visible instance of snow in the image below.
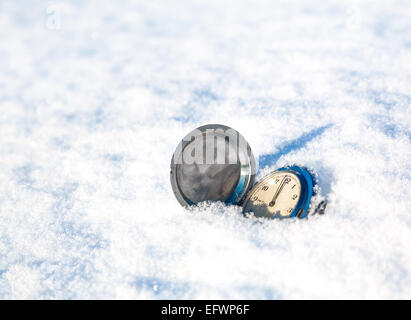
[0,0,410,299]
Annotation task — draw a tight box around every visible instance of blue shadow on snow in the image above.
[258,124,332,169]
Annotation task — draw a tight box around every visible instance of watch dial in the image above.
[243,172,301,218]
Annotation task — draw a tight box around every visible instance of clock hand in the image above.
[269,175,287,207]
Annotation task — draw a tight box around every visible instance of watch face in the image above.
[243,171,302,218]
[170,124,256,207]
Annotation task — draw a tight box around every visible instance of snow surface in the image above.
[0,0,410,299]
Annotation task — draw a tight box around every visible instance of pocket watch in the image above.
[242,166,321,219]
[170,124,326,219]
